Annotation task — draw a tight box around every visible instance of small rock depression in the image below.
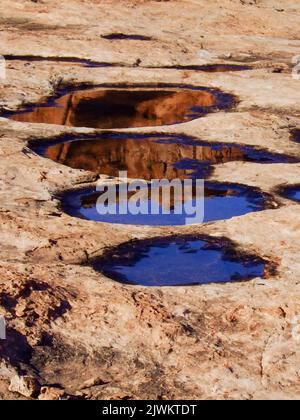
[278,184,300,203]
[7,85,234,129]
[60,182,276,226]
[91,235,272,286]
[31,133,297,179]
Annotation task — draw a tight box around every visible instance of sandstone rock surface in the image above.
[0,0,299,400]
[9,375,40,398]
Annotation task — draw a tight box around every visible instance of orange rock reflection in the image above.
[10,89,217,128]
[45,137,245,180]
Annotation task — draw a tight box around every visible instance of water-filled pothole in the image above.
[4,56,253,72]
[158,64,252,72]
[60,182,275,226]
[278,184,300,203]
[292,130,300,143]
[30,133,298,179]
[6,84,235,128]
[4,55,110,68]
[101,33,152,41]
[91,235,273,286]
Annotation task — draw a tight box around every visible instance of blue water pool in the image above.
[60,182,274,226]
[92,235,269,286]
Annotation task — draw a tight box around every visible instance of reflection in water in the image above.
[61,182,274,226]
[9,89,214,128]
[91,235,268,286]
[163,64,252,72]
[34,133,298,180]
[8,86,233,129]
[4,56,252,72]
[279,185,300,203]
[4,55,110,68]
[44,136,239,179]
[101,33,152,41]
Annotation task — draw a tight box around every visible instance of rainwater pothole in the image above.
[278,184,300,203]
[91,235,274,286]
[29,133,298,179]
[60,181,276,226]
[6,84,235,129]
